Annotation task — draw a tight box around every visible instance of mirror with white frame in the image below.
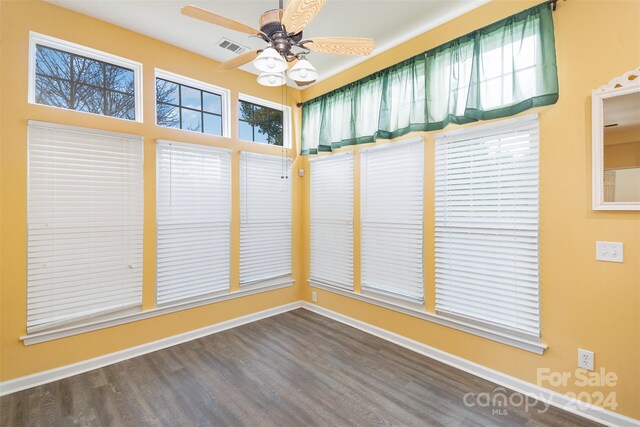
[592,67,640,210]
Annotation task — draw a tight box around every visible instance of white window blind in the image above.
[435,114,540,337]
[240,152,292,286]
[310,153,354,290]
[156,141,231,304]
[27,121,143,333]
[360,139,424,303]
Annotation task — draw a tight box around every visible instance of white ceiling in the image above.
[45,0,488,88]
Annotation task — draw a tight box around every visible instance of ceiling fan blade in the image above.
[281,0,326,35]
[216,49,261,71]
[182,5,264,37]
[305,37,374,55]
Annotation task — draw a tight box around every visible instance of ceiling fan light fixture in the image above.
[287,58,318,83]
[257,71,286,87]
[253,47,287,73]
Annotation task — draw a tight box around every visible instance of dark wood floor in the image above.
[1,309,600,427]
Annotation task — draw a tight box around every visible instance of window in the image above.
[239,152,292,287]
[310,153,354,290]
[434,114,540,337]
[360,139,424,303]
[155,70,230,137]
[238,94,291,148]
[29,32,142,121]
[27,121,143,332]
[156,141,231,304]
[475,35,538,110]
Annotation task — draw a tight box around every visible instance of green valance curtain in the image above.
[301,2,558,155]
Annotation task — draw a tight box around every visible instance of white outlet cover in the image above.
[578,348,595,371]
[311,291,317,302]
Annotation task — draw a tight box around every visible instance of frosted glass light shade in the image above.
[257,72,286,87]
[287,59,318,82]
[253,48,287,73]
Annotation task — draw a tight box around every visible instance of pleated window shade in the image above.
[435,114,540,337]
[360,139,424,303]
[239,152,292,286]
[156,140,231,304]
[310,152,354,290]
[27,121,143,332]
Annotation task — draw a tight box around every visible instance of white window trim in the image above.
[309,281,547,355]
[436,112,539,140]
[28,32,143,123]
[238,93,292,148]
[21,280,294,346]
[154,68,231,138]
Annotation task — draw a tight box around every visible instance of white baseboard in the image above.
[301,302,640,427]
[0,301,302,396]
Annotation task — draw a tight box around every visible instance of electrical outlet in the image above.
[311,291,317,302]
[596,241,624,263]
[578,349,594,371]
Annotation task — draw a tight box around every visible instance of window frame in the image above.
[26,120,144,333]
[239,152,293,288]
[434,113,541,338]
[360,138,425,304]
[154,69,231,138]
[155,140,232,305]
[309,152,355,291]
[238,93,292,148]
[28,32,143,122]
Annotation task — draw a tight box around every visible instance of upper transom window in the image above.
[29,32,142,122]
[238,94,291,148]
[155,69,230,138]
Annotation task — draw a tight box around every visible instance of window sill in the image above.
[309,281,547,355]
[21,280,294,346]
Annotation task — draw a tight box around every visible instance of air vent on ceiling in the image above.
[218,38,249,55]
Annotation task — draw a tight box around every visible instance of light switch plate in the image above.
[610,242,623,262]
[596,241,624,263]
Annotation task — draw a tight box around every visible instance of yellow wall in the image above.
[0,1,304,380]
[300,0,640,419]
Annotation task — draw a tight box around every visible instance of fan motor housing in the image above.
[260,9,284,37]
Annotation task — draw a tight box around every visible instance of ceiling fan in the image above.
[181,0,375,87]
